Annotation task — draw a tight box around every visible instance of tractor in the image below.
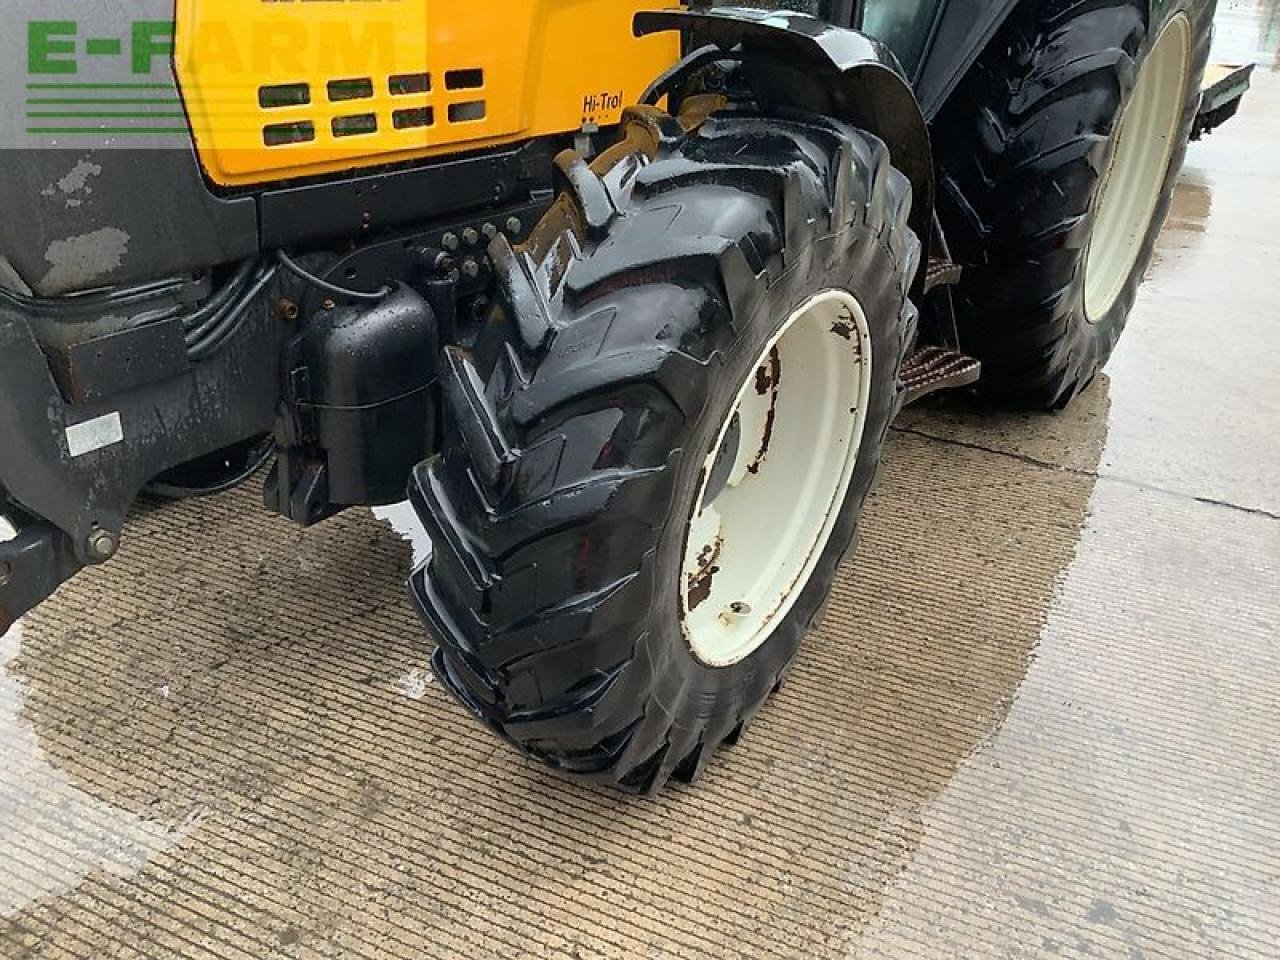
[0,0,1248,792]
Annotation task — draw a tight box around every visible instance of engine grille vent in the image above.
[257,69,484,147]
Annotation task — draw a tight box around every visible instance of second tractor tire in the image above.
[934,0,1214,408]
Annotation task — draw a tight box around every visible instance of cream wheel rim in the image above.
[679,290,872,668]
[1084,14,1193,321]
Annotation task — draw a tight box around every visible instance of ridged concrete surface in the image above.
[2,4,1278,957]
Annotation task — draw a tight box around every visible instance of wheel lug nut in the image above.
[461,227,480,246]
[441,232,460,252]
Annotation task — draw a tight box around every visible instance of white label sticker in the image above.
[65,411,123,458]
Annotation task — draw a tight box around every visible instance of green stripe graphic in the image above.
[26,111,185,118]
[27,82,175,90]
[28,98,182,105]
[26,127,189,134]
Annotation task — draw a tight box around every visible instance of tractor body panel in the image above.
[175,0,680,187]
[3,0,677,296]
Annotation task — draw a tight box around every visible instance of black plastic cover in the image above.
[289,286,439,507]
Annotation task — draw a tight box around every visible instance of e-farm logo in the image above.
[23,11,403,142]
[26,20,184,136]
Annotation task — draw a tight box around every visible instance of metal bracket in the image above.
[0,306,281,567]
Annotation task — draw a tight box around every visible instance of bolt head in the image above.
[87,530,118,563]
[481,223,498,242]
[505,217,523,237]
[461,227,480,247]
[441,232,460,252]
[461,259,481,279]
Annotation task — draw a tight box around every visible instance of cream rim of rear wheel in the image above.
[1084,13,1193,321]
[679,290,873,668]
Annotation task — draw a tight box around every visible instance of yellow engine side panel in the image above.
[174,0,681,187]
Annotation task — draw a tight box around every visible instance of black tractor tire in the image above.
[409,107,920,793]
[933,0,1214,408]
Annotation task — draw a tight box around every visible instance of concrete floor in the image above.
[3,4,1279,958]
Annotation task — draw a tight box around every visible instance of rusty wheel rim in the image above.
[679,290,873,668]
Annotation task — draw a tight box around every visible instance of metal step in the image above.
[900,346,982,406]
[924,257,963,294]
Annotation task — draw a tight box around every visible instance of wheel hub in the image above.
[679,290,873,667]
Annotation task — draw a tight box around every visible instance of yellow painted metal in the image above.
[173,0,681,187]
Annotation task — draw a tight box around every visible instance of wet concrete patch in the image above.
[0,418,1108,959]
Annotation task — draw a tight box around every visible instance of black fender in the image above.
[635,7,934,295]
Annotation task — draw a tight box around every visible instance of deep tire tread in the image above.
[412,110,919,792]
[934,0,1214,407]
